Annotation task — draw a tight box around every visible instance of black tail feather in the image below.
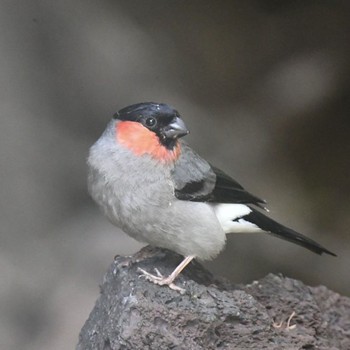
[245,209,336,256]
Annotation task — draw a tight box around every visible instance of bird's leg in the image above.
[138,255,195,293]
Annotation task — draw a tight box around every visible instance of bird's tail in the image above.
[245,209,336,256]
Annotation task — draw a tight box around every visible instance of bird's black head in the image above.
[114,102,189,149]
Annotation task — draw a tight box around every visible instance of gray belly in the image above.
[90,172,226,260]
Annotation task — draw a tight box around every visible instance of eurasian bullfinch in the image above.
[88,102,335,292]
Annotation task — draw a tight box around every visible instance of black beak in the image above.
[163,117,189,139]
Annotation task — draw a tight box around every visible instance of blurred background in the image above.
[1,0,349,348]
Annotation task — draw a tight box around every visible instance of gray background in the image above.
[1,1,349,349]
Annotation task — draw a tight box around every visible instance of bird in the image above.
[87,102,335,292]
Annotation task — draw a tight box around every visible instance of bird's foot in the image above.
[137,267,185,293]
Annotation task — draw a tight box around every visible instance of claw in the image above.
[154,268,163,278]
[136,255,195,294]
[137,267,186,293]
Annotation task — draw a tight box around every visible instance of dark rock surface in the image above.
[77,247,350,350]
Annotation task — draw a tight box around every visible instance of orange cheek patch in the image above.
[116,121,181,163]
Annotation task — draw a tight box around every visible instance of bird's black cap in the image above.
[114,102,180,122]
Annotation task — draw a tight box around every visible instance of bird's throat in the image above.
[116,121,181,163]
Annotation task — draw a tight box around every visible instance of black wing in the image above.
[208,165,266,206]
[172,142,266,207]
[172,143,336,257]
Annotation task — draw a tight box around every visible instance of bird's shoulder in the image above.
[172,141,265,207]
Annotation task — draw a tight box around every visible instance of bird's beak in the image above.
[163,117,189,139]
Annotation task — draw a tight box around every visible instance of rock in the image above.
[77,246,350,350]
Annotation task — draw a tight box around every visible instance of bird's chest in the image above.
[116,175,173,209]
[103,160,174,220]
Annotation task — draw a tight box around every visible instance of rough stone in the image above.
[77,246,350,350]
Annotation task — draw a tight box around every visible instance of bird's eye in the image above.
[145,117,157,128]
